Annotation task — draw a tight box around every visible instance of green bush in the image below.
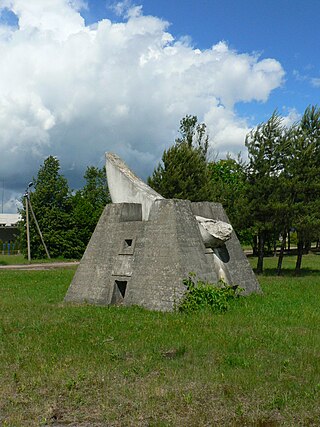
[178,274,242,313]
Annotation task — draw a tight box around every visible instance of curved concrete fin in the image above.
[106,152,163,220]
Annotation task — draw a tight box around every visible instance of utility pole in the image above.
[24,182,50,261]
[28,197,50,259]
[25,190,31,262]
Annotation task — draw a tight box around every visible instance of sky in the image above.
[0,0,319,213]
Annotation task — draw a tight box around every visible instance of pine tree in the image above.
[148,115,211,201]
[208,156,250,243]
[286,105,320,272]
[245,112,287,274]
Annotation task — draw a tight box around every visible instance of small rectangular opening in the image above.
[117,280,127,298]
[111,280,128,305]
[124,239,133,248]
[119,238,136,255]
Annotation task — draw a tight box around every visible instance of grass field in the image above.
[0,254,319,426]
[0,254,76,266]
[0,254,27,265]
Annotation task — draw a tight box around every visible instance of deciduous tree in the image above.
[19,156,81,258]
[19,158,110,259]
[72,166,110,249]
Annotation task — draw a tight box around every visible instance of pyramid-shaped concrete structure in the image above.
[65,153,261,311]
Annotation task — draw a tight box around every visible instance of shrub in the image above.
[178,274,242,314]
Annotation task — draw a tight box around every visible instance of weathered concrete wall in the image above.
[191,202,261,295]
[65,199,261,311]
[65,203,144,304]
[65,200,223,311]
[126,199,218,311]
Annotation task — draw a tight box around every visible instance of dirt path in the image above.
[0,261,79,270]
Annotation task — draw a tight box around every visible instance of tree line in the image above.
[19,106,320,273]
[19,157,110,259]
[148,108,320,274]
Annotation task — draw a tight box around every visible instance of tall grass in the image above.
[0,254,319,426]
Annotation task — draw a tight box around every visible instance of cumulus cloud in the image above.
[0,0,285,211]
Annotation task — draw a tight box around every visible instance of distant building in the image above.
[0,214,22,242]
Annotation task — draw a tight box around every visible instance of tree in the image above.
[19,156,82,259]
[244,106,320,275]
[175,114,209,156]
[207,155,250,243]
[19,158,111,260]
[148,115,212,201]
[285,106,320,273]
[245,112,287,274]
[72,166,110,249]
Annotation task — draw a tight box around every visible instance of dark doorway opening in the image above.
[116,280,127,298]
[111,280,128,304]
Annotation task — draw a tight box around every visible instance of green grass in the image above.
[0,255,320,426]
[0,254,77,266]
[0,254,26,265]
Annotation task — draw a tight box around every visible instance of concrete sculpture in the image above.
[65,153,261,311]
[106,153,232,248]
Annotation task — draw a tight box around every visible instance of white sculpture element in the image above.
[106,152,163,220]
[106,153,232,248]
[196,215,233,248]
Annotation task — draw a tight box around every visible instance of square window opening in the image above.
[124,239,133,248]
[119,238,135,255]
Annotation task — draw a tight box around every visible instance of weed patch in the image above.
[178,274,242,313]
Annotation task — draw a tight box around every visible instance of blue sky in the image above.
[0,0,319,212]
[82,0,320,121]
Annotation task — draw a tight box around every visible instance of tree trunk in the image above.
[252,235,258,257]
[256,232,265,274]
[287,229,291,253]
[304,241,311,254]
[267,235,272,254]
[276,232,287,276]
[295,240,304,274]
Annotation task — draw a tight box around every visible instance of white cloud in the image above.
[1,193,22,214]
[111,0,142,18]
[281,108,301,127]
[311,77,320,88]
[293,69,320,88]
[1,0,86,40]
[0,0,285,211]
